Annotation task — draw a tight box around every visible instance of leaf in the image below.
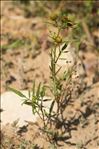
[49,65,52,71]
[22,100,31,106]
[28,90,31,99]
[9,40,24,49]
[40,85,45,97]
[8,87,27,98]
[61,43,67,51]
[36,82,41,98]
[49,100,55,116]
[32,105,36,114]
[44,110,49,117]
[55,66,62,75]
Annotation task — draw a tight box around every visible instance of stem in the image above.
[55,44,61,63]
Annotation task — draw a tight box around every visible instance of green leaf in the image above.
[49,100,55,116]
[44,111,49,118]
[9,40,24,49]
[55,66,62,75]
[8,87,27,98]
[40,85,45,97]
[61,43,67,51]
[22,100,31,106]
[28,90,31,99]
[36,82,41,98]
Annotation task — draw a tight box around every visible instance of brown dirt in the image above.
[1,1,99,149]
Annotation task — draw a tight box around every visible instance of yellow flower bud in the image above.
[50,13,58,21]
[55,36,62,43]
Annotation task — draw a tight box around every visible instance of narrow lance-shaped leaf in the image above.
[36,82,41,98]
[8,87,27,98]
[31,96,37,114]
[22,100,31,106]
[40,85,45,97]
[49,65,52,72]
[55,66,62,75]
[61,43,67,51]
[28,90,31,99]
[49,100,55,116]
[32,104,36,114]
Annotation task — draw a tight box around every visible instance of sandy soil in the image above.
[0,1,99,149]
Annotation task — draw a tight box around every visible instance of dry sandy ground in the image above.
[1,82,99,149]
[1,1,99,149]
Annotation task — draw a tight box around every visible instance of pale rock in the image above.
[56,43,76,70]
[0,91,56,128]
[50,43,85,79]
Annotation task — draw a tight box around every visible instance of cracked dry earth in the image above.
[1,1,99,149]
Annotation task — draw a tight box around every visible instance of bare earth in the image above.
[1,1,99,149]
